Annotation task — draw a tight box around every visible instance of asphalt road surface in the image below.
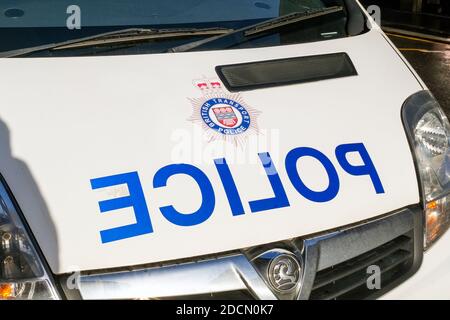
[388,33,450,115]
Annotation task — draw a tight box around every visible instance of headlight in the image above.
[402,91,450,249]
[0,176,60,299]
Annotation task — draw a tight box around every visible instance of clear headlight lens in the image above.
[0,177,59,299]
[403,91,450,249]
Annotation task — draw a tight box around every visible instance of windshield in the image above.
[0,0,364,57]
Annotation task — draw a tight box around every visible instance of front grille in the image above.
[310,232,414,300]
[65,206,423,300]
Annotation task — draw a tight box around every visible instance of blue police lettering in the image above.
[90,142,384,243]
[248,152,290,213]
[153,163,215,226]
[285,147,340,202]
[90,172,153,243]
[214,158,245,216]
[335,143,385,194]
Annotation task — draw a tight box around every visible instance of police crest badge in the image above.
[188,78,261,147]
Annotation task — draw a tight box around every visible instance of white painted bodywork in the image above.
[0,26,425,275]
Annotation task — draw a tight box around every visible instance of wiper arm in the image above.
[0,27,233,58]
[170,6,343,53]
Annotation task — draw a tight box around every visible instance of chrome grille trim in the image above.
[63,206,423,300]
[76,254,276,300]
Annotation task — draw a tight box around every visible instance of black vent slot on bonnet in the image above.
[216,52,357,92]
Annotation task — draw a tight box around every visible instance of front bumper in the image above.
[60,206,424,300]
[381,228,450,299]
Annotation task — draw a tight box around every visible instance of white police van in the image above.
[0,0,449,300]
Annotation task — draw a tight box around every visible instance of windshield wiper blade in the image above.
[244,6,344,36]
[0,27,233,58]
[170,6,344,53]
